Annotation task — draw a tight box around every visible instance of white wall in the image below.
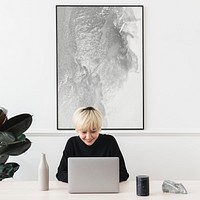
[1,0,200,181]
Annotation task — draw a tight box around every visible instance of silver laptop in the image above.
[68,157,119,193]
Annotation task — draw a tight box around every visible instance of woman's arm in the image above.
[111,136,129,182]
[56,140,72,183]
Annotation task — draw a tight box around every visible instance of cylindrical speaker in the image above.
[136,175,149,196]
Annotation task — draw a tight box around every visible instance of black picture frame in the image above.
[56,5,144,130]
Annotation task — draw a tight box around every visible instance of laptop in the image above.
[68,157,119,193]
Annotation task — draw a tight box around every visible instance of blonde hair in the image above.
[72,107,102,131]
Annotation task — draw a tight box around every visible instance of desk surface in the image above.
[1,180,200,200]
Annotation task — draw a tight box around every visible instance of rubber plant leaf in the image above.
[0,107,7,128]
[0,143,8,155]
[0,131,15,144]
[0,114,32,138]
[0,132,15,154]
[16,133,26,142]
[4,138,31,156]
[0,155,9,165]
[0,162,19,181]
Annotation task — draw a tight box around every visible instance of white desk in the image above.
[1,180,200,200]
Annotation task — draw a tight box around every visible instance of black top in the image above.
[56,134,129,183]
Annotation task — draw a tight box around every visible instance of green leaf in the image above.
[0,114,32,138]
[5,138,31,156]
[0,162,19,180]
[0,131,15,144]
[0,109,7,128]
[0,154,9,165]
[0,132,16,154]
[16,133,26,142]
[0,142,8,155]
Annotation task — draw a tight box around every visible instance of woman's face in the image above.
[78,128,100,146]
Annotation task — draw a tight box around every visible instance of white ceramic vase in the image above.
[38,153,49,191]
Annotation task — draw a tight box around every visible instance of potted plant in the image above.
[0,107,32,181]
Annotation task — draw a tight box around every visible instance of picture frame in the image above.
[56,5,144,130]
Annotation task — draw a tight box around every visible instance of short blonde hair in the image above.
[72,107,102,131]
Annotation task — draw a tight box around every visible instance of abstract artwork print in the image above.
[56,5,144,130]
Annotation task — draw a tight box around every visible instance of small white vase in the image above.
[38,153,49,191]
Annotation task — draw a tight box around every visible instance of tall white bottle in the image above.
[38,153,49,191]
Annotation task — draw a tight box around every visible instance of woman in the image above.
[56,106,129,182]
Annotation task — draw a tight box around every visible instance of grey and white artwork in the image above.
[56,5,144,130]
